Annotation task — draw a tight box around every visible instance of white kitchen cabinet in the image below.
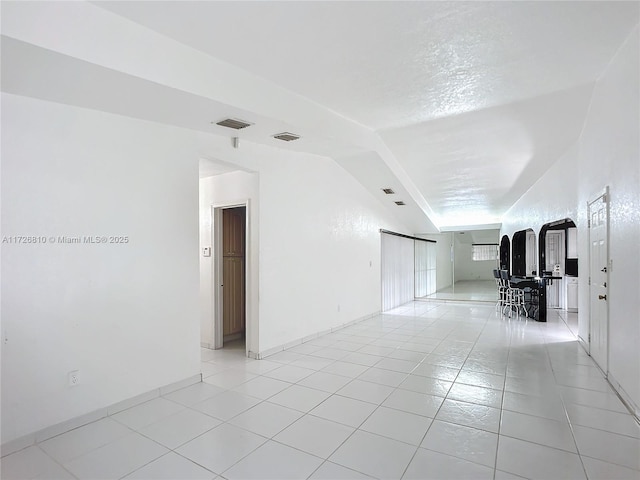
[565,276,578,312]
[547,279,563,309]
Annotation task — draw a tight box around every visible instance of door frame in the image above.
[587,186,610,371]
[211,200,251,353]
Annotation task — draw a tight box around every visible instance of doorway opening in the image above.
[424,229,499,303]
[539,218,579,334]
[213,204,247,351]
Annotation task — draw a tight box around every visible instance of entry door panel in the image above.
[589,194,608,372]
[222,207,246,337]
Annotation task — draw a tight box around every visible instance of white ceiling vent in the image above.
[273,132,301,142]
[382,188,395,195]
[215,118,253,130]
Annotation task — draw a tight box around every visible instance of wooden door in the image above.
[589,193,609,372]
[222,207,245,338]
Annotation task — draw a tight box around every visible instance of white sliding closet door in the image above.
[415,240,436,298]
[381,233,415,311]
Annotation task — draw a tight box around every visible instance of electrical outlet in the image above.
[68,370,80,387]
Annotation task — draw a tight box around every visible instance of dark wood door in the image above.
[222,207,245,338]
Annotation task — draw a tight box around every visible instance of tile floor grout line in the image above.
[334,308,451,479]
[492,308,511,480]
[35,443,80,480]
[552,341,593,480]
[399,308,485,480]
[7,301,637,479]
[167,450,220,478]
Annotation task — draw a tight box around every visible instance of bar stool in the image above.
[500,270,528,318]
[493,269,507,312]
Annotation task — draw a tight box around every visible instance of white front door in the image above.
[588,190,609,373]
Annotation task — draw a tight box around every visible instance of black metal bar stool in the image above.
[500,270,528,318]
[493,269,508,312]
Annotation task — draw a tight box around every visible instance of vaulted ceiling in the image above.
[2,1,638,232]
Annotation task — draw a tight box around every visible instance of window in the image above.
[472,244,498,261]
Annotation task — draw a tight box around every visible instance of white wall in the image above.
[257,151,409,353]
[502,145,580,237]
[197,145,411,356]
[578,26,640,414]
[1,92,413,443]
[502,27,640,415]
[381,233,415,310]
[1,94,201,443]
[199,171,259,352]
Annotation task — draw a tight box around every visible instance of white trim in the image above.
[587,186,610,373]
[607,372,640,421]
[211,200,252,355]
[106,389,159,416]
[159,375,203,396]
[577,334,639,422]
[213,205,223,349]
[587,186,609,206]
[0,374,201,457]
[253,311,380,360]
[577,334,589,355]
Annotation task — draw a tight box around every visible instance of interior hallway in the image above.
[3,302,638,480]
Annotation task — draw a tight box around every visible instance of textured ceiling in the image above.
[380,84,595,226]
[94,1,636,128]
[4,1,639,232]
[90,0,640,228]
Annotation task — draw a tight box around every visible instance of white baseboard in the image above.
[607,372,640,421]
[577,335,589,354]
[254,311,380,360]
[1,374,201,458]
[576,336,639,422]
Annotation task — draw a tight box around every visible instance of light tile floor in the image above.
[421,280,498,303]
[3,301,640,479]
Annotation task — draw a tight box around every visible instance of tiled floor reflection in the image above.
[3,301,639,479]
[421,280,498,302]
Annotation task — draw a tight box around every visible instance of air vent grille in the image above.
[395,201,406,206]
[273,132,301,142]
[215,118,253,130]
[382,188,395,195]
